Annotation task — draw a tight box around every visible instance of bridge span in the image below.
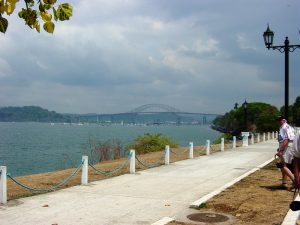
[78,104,220,125]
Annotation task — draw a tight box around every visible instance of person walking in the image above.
[275,116,295,189]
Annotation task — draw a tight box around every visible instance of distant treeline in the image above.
[0,106,71,122]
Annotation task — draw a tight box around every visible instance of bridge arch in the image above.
[129,104,182,113]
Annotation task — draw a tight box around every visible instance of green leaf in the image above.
[39,3,45,12]
[0,16,8,33]
[5,0,18,16]
[34,21,40,33]
[41,12,52,22]
[56,3,72,21]
[43,0,57,4]
[43,4,52,10]
[52,7,58,21]
[43,21,54,33]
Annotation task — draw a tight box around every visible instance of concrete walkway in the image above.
[0,140,279,225]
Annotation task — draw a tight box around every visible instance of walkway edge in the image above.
[190,157,274,208]
[281,196,300,225]
[151,217,174,225]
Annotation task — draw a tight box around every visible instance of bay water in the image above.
[0,122,220,176]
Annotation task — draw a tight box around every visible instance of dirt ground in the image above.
[168,160,295,225]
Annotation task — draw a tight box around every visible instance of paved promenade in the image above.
[1,140,279,225]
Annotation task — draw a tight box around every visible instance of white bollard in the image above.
[275,131,278,139]
[165,145,170,165]
[81,156,88,185]
[189,142,194,159]
[233,136,236,149]
[130,150,135,174]
[241,132,249,147]
[0,166,7,204]
[251,134,254,145]
[263,133,266,142]
[267,132,270,141]
[206,140,210,155]
[221,138,224,151]
[257,133,260,142]
[272,131,275,139]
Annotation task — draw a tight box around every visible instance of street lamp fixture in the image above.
[242,100,248,110]
[234,102,238,110]
[263,25,274,49]
[263,24,300,121]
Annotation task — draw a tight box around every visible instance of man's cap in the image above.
[277,115,286,121]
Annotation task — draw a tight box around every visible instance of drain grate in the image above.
[187,212,229,223]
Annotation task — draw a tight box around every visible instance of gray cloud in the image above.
[0,0,299,114]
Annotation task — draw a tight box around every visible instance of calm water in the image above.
[0,122,220,176]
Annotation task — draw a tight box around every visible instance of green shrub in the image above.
[127,133,178,154]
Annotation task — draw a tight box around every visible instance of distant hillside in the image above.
[0,106,71,122]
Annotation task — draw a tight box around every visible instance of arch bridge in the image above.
[126,104,219,125]
[79,104,220,125]
[129,104,182,113]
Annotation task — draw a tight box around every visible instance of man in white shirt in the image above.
[276,116,295,188]
[291,128,300,187]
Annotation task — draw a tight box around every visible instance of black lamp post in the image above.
[263,24,300,121]
[242,100,248,131]
[234,103,239,110]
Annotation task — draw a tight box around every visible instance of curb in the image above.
[151,217,174,225]
[282,195,300,225]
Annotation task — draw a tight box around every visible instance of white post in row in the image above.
[189,142,194,159]
[275,131,278,139]
[81,156,88,185]
[221,138,224,151]
[0,166,7,204]
[263,133,266,142]
[251,134,254,145]
[206,140,210,155]
[233,136,236,149]
[257,133,260,142]
[165,145,170,165]
[267,132,270,140]
[130,149,135,174]
[272,131,275,139]
[241,132,249,147]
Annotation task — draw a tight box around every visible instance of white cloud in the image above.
[194,38,219,53]
[0,59,13,78]
[237,33,258,51]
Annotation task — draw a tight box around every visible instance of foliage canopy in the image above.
[281,96,300,126]
[213,102,280,133]
[0,0,72,33]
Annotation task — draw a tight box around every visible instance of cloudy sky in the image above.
[0,0,299,114]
